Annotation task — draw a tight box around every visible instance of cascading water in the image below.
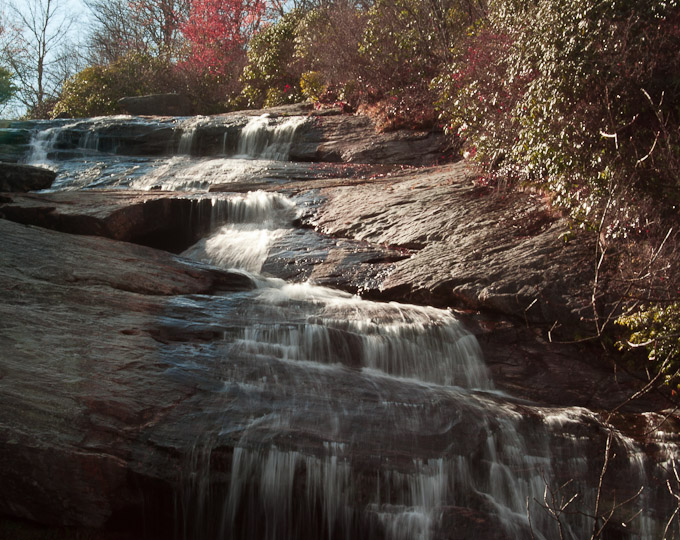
[20,114,309,191]
[236,115,307,160]
[25,124,62,169]
[160,190,676,540]
[13,116,680,539]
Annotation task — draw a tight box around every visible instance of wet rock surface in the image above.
[0,219,253,530]
[0,166,669,413]
[1,115,679,539]
[0,162,57,192]
[0,191,227,252]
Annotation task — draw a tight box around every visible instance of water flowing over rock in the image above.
[0,109,679,539]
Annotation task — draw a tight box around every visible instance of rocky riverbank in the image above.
[0,109,678,538]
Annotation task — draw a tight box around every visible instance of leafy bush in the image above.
[436,0,680,233]
[51,66,117,118]
[52,53,182,118]
[617,303,680,387]
[358,0,484,128]
[240,10,305,108]
[434,0,680,381]
[299,70,324,102]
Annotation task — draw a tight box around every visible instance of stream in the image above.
[7,114,680,539]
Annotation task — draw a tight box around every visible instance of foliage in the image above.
[299,70,323,102]
[51,53,181,117]
[50,66,114,117]
[181,0,265,79]
[240,9,304,108]
[294,3,367,104]
[0,66,16,107]
[436,0,680,233]
[617,303,680,387]
[357,0,484,128]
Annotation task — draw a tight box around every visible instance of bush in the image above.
[434,0,680,383]
[436,0,680,232]
[617,302,680,387]
[240,10,306,109]
[358,0,484,128]
[52,53,183,118]
[299,71,324,102]
[294,3,368,106]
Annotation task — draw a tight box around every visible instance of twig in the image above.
[590,432,612,539]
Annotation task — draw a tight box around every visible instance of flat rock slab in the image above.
[0,219,253,528]
[0,162,57,192]
[309,162,594,333]
[0,191,231,253]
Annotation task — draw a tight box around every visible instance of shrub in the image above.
[436,0,680,232]
[240,10,305,109]
[294,3,368,106]
[52,53,183,118]
[358,0,484,128]
[617,302,680,387]
[299,70,324,102]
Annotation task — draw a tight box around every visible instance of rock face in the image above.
[308,163,593,332]
[0,191,231,253]
[0,162,56,192]
[2,217,674,539]
[118,93,194,116]
[1,114,679,539]
[290,114,451,166]
[0,169,666,412]
[0,219,253,530]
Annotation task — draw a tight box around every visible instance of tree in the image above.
[0,65,16,110]
[85,0,189,64]
[240,9,305,108]
[6,0,82,117]
[180,0,266,79]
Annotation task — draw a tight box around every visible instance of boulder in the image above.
[0,191,226,253]
[118,93,194,116]
[290,114,451,166]
[0,162,56,192]
[307,162,594,334]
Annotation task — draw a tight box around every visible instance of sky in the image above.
[2,0,91,118]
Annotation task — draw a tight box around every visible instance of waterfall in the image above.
[236,115,306,160]
[12,117,680,539]
[182,191,296,273]
[170,190,677,540]
[25,125,62,169]
[178,116,210,155]
[21,115,311,192]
